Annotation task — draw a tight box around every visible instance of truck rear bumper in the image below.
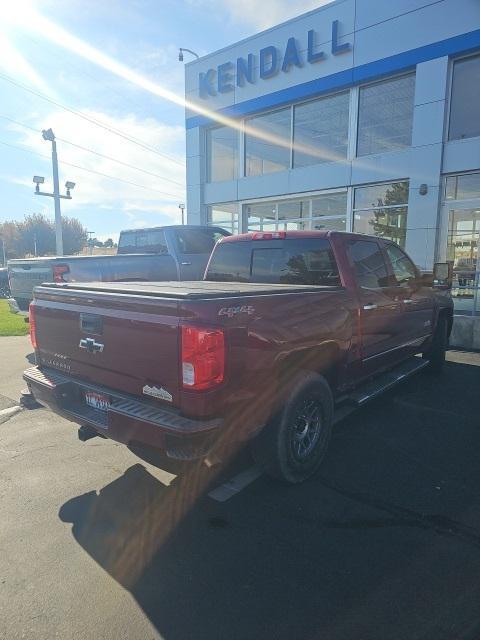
[23,366,222,460]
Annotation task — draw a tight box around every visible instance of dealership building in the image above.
[184,0,480,347]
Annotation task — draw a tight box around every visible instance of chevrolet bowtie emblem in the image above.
[79,338,104,353]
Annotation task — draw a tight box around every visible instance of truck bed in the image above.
[37,280,341,299]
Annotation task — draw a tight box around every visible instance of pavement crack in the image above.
[318,476,480,550]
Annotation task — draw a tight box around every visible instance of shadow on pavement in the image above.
[59,358,480,640]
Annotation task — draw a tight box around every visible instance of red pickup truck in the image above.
[24,231,453,483]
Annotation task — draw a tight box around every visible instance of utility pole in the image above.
[0,237,6,267]
[87,231,95,255]
[33,128,76,256]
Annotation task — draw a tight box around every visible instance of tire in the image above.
[423,316,448,374]
[251,372,333,484]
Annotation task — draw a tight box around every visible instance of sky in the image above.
[0,0,326,242]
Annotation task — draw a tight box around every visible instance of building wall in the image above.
[185,0,480,273]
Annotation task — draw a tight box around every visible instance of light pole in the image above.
[178,48,199,62]
[33,128,76,256]
[179,203,185,225]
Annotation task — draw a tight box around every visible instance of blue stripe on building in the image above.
[186,28,480,129]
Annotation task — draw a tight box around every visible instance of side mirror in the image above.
[433,262,453,289]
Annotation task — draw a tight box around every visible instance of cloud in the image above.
[189,0,331,31]
[11,109,186,217]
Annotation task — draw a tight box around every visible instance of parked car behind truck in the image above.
[25,231,453,483]
[8,225,229,309]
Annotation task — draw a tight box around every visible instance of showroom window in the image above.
[206,126,238,182]
[445,172,480,201]
[245,108,291,176]
[353,181,409,247]
[293,92,350,167]
[357,74,415,156]
[245,191,347,232]
[449,55,480,141]
[206,203,239,234]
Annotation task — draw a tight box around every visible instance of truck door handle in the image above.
[363,303,377,310]
[181,262,192,266]
[403,299,413,304]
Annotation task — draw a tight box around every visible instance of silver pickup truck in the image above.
[8,225,229,309]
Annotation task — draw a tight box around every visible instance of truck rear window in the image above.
[118,229,168,254]
[206,239,341,286]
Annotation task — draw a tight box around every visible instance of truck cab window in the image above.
[385,243,418,286]
[135,230,168,254]
[347,239,390,289]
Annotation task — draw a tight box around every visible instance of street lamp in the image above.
[178,48,199,62]
[33,129,76,256]
[178,203,185,225]
[32,176,44,194]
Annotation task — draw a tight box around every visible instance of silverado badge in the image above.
[142,384,173,402]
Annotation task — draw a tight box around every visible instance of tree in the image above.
[103,238,114,248]
[18,214,55,256]
[0,221,22,260]
[62,217,88,255]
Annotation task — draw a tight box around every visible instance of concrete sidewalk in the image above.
[0,335,33,404]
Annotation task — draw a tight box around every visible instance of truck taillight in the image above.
[53,264,69,282]
[29,303,37,350]
[251,231,286,240]
[181,326,224,390]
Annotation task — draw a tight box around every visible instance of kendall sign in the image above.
[198,20,352,99]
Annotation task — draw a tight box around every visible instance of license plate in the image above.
[85,391,110,412]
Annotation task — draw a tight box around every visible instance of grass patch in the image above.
[0,299,29,337]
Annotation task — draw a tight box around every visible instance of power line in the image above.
[0,114,184,187]
[0,71,185,167]
[0,139,184,200]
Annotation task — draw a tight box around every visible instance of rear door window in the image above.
[347,239,390,289]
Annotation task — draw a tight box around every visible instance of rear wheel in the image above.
[251,373,333,483]
[423,316,448,374]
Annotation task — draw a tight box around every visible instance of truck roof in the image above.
[36,280,339,299]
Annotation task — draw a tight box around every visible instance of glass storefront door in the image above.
[445,205,480,315]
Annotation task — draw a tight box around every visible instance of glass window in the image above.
[207,126,238,182]
[385,243,418,286]
[205,242,251,282]
[118,232,136,253]
[207,203,239,234]
[293,92,349,167]
[134,229,168,254]
[245,108,291,176]
[353,181,409,248]
[449,56,480,141]
[311,218,347,231]
[311,192,347,217]
[245,191,348,233]
[357,74,415,156]
[207,238,340,286]
[347,239,390,289]
[277,199,309,221]
[445,172,480,201]
[447,208,479,310]
[175,228,229,254]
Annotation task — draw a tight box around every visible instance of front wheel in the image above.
[251,373,333,484]
[423,316,448,374]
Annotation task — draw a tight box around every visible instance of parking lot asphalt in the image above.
[1,337,480,640]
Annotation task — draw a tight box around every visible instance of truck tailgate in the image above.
[33,289,182,407]
[9,260,53,299]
